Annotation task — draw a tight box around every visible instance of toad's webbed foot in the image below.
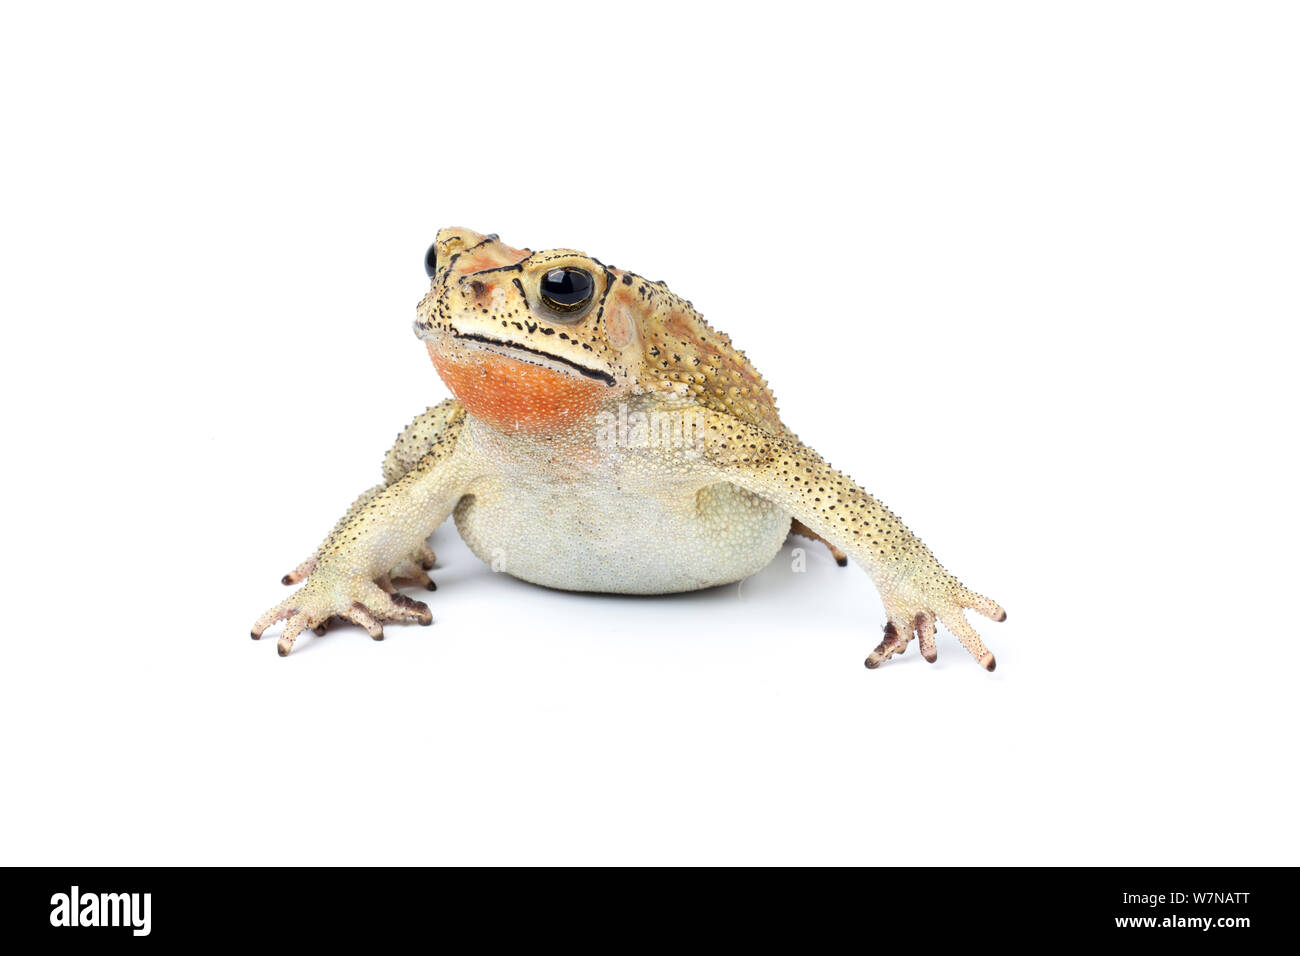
[865,582,1006,671]
[252,565,434,656]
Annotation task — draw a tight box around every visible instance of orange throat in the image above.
[426,340,612,432]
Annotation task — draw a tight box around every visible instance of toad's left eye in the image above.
[539,267,595,315]
[424,243,438,278]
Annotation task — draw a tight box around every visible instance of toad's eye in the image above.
[538,267,595,315]
[424,243,438,278]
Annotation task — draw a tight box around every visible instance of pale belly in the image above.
[452,470,791,594]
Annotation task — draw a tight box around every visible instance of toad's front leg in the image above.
[251,411,475,656]
[279,401,466,588]
[694,410,1007,671]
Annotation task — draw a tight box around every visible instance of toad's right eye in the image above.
[538,267,595,316]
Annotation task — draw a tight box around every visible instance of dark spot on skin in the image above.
[470,280,486,296]
[622,274,632,285]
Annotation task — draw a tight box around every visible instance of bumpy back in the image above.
[623,274,792,439]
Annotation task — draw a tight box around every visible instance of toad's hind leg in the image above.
[790,519,848,566]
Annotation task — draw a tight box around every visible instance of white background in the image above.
[2,1,1296,865]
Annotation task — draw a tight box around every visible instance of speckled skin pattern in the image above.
[252,228,1007,669]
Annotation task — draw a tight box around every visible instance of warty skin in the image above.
[252,228,1007,669]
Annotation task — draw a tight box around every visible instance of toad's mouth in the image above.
[452,332,616,386]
